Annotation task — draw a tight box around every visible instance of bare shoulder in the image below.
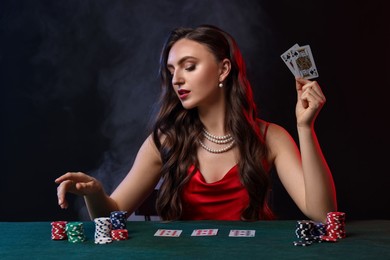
[267,122,291,140]
[139,134,162,165]
[257,118,289,139]
[258,119,296,159]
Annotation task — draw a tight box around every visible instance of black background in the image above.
[1,0,389,221]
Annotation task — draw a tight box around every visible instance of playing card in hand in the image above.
[291,45,319,79]
[281,43,300,76]
[281,44,319,79]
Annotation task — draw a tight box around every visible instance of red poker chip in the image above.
[52,234,67,240]
[326,225,344,230]
[51,220,68,240]
[327,211,346,216]
[320,235,338,242]
[51,221,67,227]
[324,211,346,240]
[111,229,129,240]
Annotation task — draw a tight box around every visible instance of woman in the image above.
[55,25,337,223]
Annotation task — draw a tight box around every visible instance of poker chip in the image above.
[312,222,327,237]
[110,211,127,230]
[66,222,87,243]
[293,220,323,246]
[93,211,129,244]
[111,229,129,241]
[320,235,338,242]
[94,217,112,244]
[109,211,129,241]
[51,221,67,240]
[51,211,129,245]
[293,211,347,246]
[320,211,346,242]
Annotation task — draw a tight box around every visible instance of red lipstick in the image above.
[178,89,190,99]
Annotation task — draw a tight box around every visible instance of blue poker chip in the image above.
[110,211,127,230]
[293,219,325,246]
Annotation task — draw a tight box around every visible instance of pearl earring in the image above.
[218,82,223,88]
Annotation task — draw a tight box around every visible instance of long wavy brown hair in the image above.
[152,25,274,221]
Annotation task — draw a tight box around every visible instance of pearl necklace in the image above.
[202,128,234,144]
[199,129,235,154]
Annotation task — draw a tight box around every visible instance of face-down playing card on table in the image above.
[191,229,219,236]
[228,229,256,237]
[154,229,183,237]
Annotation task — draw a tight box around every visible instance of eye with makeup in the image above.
[166,60,196,77]
[185,64,196,72]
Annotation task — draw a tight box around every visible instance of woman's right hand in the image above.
[55,172,103,209]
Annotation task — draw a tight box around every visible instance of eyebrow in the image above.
[167,56,197,69]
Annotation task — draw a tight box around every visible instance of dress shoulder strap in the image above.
[263,121,270,141]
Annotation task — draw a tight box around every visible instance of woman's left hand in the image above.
[295,77,326,128]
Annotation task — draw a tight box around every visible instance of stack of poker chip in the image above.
[110,211,127,230]
[51,221,67,240]
[65,222,87,243]
[110,211,128,241]
[293,220,326,246]
[321,211,346,242]
[111,229,129,241]
[312,221,327,238]
[94,217,113,244]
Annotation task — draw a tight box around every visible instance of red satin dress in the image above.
[180,123,270,221]
[181,164,248,220]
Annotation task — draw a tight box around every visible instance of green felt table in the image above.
[1,220,389,259]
